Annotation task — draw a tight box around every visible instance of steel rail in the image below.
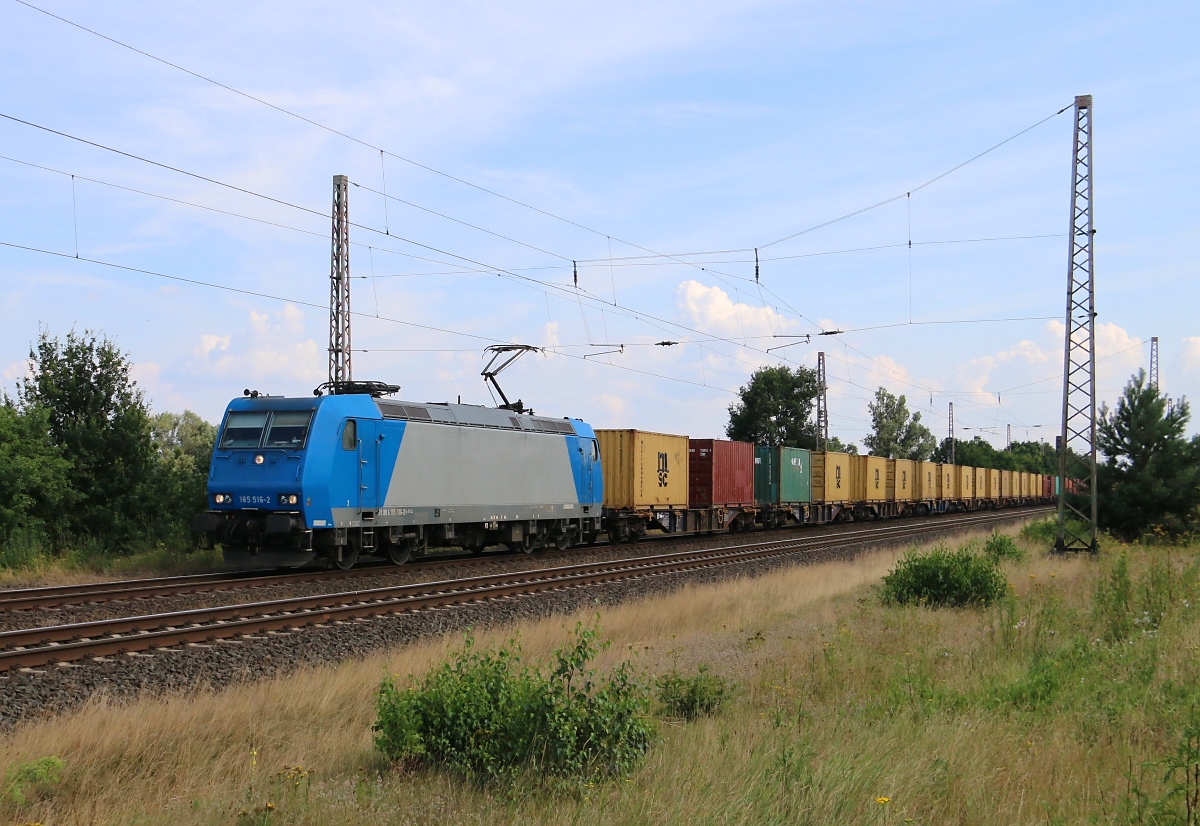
[0,506,1051,612]
[0,508,1047,671]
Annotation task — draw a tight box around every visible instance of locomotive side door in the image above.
[582,438,598,505]
[357,419,378,511]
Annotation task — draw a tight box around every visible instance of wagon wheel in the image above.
[333,541,360,571]
[555,531,574,551]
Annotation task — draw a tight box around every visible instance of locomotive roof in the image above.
[375,398,581,435]
[223,393,586,435]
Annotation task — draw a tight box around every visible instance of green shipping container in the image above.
[754,446,813,505]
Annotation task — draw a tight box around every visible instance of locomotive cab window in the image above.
[265,410,313,448]
[342,419,357,450]
[591,439,600,461]
[219,411,268,449]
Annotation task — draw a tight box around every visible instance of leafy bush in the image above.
[1020,518,1057,546]
[656,665,733,720]
[5,755,64,804]
[373,625,653,785]
[881,544,1007,608]
[983,531,1026,564]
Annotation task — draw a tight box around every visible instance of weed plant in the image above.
[655,665,733,720]
[373,624,653,786]
[983,530,1026,563]
[5,755,64,805]
[880,543,1007,608]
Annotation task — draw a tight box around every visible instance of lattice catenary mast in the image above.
[1149,336,1160,391]
[816,351,829,451]
[328,174,352,385]
[948,402,955,465]
[1056,95,1099,553]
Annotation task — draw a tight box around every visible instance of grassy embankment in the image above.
[0,535,223,588]
[3,519,1199,824]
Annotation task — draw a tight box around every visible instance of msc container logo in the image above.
[902,470,908,489]
[790,458,803,471]
[874,468,880,489]
[657,452,669,487]
[834,465,842,489]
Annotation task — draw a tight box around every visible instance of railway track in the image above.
[0,508,1048,671]
[0,505,1053,613]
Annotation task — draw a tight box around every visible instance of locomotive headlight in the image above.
[214,493,233,504]
[278,493,299,506]
[254,454,264,465]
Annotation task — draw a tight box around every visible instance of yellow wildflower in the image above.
[876,796,891,804]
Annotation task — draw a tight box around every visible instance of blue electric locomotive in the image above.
[192,386,605,568]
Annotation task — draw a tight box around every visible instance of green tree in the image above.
[17,328,156,547]
[1097,370,1200,539]
[0,400,72,544]
[932,436,999,467]
[726,365,819,447]
[863,387,936,460]
[150,411,216,537]
[1005,440,1057,474]
[827,435,859,455]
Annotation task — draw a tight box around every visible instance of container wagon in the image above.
[688,439,757,531]
[754,446,813,529]
[596,429,689,542]
[888,459,917,515]
[812,451,853,522]
[851,455,888,517]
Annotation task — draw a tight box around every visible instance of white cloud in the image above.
[1184,337,1200,373]
[954,338,1051,395]
[193,304,322,384]
[2,359,32,383]
[197,334,230,360]
[675,280,797,340]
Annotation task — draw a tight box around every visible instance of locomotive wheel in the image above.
[504,535,532,554]
[334,543,360,571]
[555,531,574,551]
[387,540,412,566]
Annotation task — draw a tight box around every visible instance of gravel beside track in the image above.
[0,509,1048,730]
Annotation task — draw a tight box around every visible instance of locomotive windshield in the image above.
[264,411,313,448]
[219,411,269,448]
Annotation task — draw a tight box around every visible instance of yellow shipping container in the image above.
[985,468,1001,499]
[1001,470,1015,499]
[595,429,689,511]
[939,464,958,499]
[958,466,975,500]
[852,455,888,502]
[812,452,853,503]
[1020,472,1031,498]
[889,459,916,501]
[915,461,938,500]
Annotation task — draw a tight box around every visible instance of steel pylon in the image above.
[816,351,828,451]
[948,402,955,465]
[1056,95,1099,554]
[328,175,352,385]
[1149,336,1160,391]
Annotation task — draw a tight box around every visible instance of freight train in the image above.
[192,384,1062,569]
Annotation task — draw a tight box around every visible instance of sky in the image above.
[1,0,1197,449]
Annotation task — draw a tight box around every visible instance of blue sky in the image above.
[1,0,1197,447]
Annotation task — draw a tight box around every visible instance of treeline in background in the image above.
[728,364,1200,540]
[0,329,213,569]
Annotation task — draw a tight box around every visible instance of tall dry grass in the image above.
[2,522,1193,825]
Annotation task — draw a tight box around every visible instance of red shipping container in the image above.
[688,439,755,508]
[1042,475,1052,499]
